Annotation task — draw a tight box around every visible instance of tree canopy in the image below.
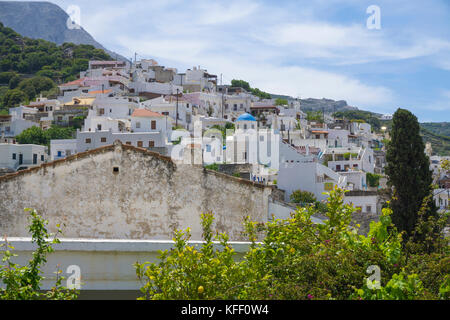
[15,125,75,146]
[231,79,271,100]
[0,22,111,112]
[385,108,437,241]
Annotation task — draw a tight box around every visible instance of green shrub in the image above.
[204,163,219,171]
[366,172,381,187]
[0,209,78,300]
[135,188,449,300]
[290,190,316,204]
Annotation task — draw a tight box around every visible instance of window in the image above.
[136,121,141,129]
[113,166,119,174]
[233,104,237,111]
[101,137,107,143]
[33,154,37,164]
[85,138,91,143]
[99,108,105,115]
[206,144,211,152]
[12,153,16,160]
[240,103,243,109]
[315,134,320,139]
[57,116,63,122]
[57,151,62,157]
[149,140,155,147]
[366,206,372,213]
[137,141,143,148]
[41,155,44,161]
[97,124,102,130]
[151,120,156,130]
[162,112,169,116]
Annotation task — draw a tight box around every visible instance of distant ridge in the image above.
[0,1,128,62]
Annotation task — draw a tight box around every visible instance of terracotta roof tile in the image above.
[131,109,164,117]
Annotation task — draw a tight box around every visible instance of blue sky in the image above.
[16,0,450,121]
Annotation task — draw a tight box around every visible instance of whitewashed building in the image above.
[0,143,48,171]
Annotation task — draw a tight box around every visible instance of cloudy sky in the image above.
[19,0,450,121]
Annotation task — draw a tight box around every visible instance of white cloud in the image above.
[28,0,449,119]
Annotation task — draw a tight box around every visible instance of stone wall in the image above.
[0,142,274,240]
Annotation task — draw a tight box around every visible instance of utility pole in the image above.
[221,91,224,119]
[176,88,179,128]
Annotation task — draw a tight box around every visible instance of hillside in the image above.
[0,22,112,112]
[300,98,358,113]
[0,1,128,62]
[420,122,450,137]
[419,126,450,156]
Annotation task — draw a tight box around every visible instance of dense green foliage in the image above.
[366,172,381,188]
[274,98,288,106]
[290,190,317,204]
[204,163,219,171]
[0,21,111,112]
[135,188,449,300]
[385,108,437,241]
[231,79,271,100]
[306,110,323,123]
[421,122,450,137]
[15,125,75,146]
[0,209,78,300]
[420,126,450,156]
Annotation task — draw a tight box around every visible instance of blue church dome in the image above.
[236,113,256,122]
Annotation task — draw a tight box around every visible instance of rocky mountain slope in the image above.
[0,1,128,61]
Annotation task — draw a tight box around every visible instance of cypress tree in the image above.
[385,108,437,240]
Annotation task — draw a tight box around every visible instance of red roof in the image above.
[60,77,87,87]
[131,109,164,117]
[89,89,112,95]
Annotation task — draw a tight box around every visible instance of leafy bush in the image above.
[290,190,316,204]
[351,272,426,300]
[135,188,449,300]
[204,163,219,171]
[15,125,75,146]
[134,213,269,299]
[0,209,78,300]
[366,172,381,187]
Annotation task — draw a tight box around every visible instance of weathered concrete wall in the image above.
[0,142,274,240]
[5,238,252,296]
